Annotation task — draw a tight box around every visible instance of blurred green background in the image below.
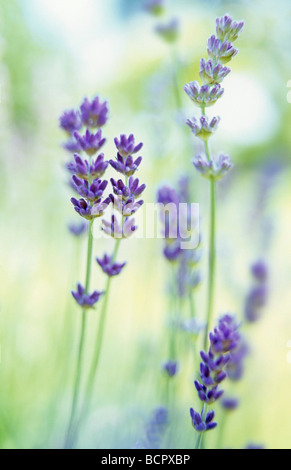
[1,0,291,449]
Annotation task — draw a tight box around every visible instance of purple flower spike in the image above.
[199,58,231,85]
[74,129,106,156]
[114,134,143,158]
[216,15,244,43]
[109,154,143,177]
[72,176,108,202]
[68,221,87,237]
[184,81,224,108]
[102,215,137,239]
[207,35,238,64]
[186,115,220,140]
[209,314,240,355]
[163,360,178,377]
[193,153,233,180]
[60,109,82,134]
[72,283,103,309]
[80,96,108,128]
[96,254,126,277]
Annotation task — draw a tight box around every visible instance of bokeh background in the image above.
[1,0,291,449]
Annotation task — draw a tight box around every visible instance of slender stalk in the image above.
[200,107,217,350]
[204,178,216,350]
[80,238,121,420]
[170,47,182,111]
[64,220,94,448]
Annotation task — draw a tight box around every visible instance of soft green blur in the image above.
[1,0,291,449]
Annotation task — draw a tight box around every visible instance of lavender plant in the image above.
[60,97,110,448]
[190,314,241,448]
[184,15,244,349]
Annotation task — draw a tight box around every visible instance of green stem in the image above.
[80,238,122,420]
[64,220,94,448]
[200,108,216,351]
[171,47,182,111]
[203,178,216,350]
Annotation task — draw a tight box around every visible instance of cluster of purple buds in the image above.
[184,81,224,108]
[110,134,143,177]
[73,129,106,156]
[245,260,268,323]
[199,59,231,85]
[193,153,233,181]
[72,283,103,309]
[190,409,216,433]
[190,314,240,433]
[186,116,220,141]
[67,153,108,180]
[97,254,126,277]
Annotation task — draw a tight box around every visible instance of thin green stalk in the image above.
[200,108,217,350]
[80,238,122,419]
[204,178,216,350]
[171,47,182,111]
[64,220,94,448]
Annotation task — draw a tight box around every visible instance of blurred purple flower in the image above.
[186,115,220,140]
[72,283,103,309]
[163,360,178,377]
[96,254,126,277]
[68,221,87,237]
[193,153,233,180]
[60,109,82,134]
[80,96,108,128]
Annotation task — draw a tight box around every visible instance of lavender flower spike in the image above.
[114,134,143,158]
[216,15,244,43]
[96,254,126,277]
[74,129,106,156]
[72,176,108,202]
[80,96,108,128]
[186,116,220,140]
[184,81,224,108]
[72,283,103,309]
